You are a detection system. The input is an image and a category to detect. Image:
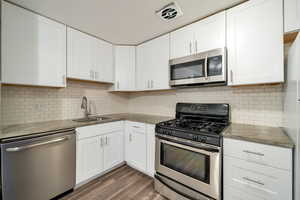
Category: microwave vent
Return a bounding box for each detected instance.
[156,2,183,21]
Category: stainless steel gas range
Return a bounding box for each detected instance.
[154,103,230,200]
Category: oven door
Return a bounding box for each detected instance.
[155,137,220,199]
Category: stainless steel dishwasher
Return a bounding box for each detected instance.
[1,129,76,200]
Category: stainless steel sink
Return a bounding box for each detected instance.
[72,116,111,122]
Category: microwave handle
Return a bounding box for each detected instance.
[204,55,208,78]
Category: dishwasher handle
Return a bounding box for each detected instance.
[6,136,70,152]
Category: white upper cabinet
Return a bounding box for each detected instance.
[136,34,170,91]
[284,0,300,33]
[67,28,93,81]
[227,0,284,86]
[170,11,226,59]
[67,27,114,83]
[170,24,194,59]
[93,38,114,83]
[2,2,67,87]
[114,46,136,91]
[193,11,226,53]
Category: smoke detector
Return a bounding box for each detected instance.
[156,2,183,21]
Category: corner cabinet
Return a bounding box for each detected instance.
[114,46,136,91]
[136,34,170,91]
[2,2,67,87]
[76,121,124,185]
[124,121,156,177]
[67,27,114,83]
[227,0,284,86]
[170,11,226,59]
[125,121,147,172]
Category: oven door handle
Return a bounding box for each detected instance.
[157,136,220,153]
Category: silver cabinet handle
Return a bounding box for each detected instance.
[195,40,198,53]
[243,150,264,156]
[106,136,108,145]
[133,126,140,128]
[62,75,66,85]
[94,71,99,80]
[100,137,103,147]
[230,70,233,83]
[90,70,94,80]
[6,136,69,152]
[189,41,192,54]
[242,177,264,186]
[129,133,132,142]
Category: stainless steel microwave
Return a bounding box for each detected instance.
[169,48,226,87]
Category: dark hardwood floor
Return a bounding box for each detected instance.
[59,165,167,200]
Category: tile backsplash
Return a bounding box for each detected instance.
[1,80,129,125]
[2,81,284,127]
[128,85,284,127]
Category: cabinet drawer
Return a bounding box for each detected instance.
[224,186,272,200]
[126,121,146,133]
[224,156,292,200]
[224,138,292,170]
[76,121,123,140]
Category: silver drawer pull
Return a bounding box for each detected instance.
[132,126,141,128]
[243,177,264,186]
[6,137,69,152]
[243,150,264,156]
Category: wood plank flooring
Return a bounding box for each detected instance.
[59,165,167,200]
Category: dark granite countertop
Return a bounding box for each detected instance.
[0,113,173,141]
[223,123,294,149]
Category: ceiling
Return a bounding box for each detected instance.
[7,0,245,45]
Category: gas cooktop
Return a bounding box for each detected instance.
[155,103,230,146]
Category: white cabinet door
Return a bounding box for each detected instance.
[114,46,136,91]
[136,34,170,91]
[125,122,147,172]
[146,124,155,177]
[193,11,226,53]
[2,2,67,87]
[76,136,103,184]
[103,131,124,171]
[94,39,114,83]
[67,27,94,81]
[68,27,113,83]
[136,44,151,90]
[284,0,300,32]
[150,34,170,90]
[170,24,194,59]
[227,0,284,86]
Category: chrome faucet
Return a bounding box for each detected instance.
[81,96,91,118]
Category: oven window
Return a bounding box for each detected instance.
[207,55,222,76]
[170,59,205,81]
[160,143,210,183]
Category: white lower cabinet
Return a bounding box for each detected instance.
[76,120,156,185]
[125,121,156,176]
[125,121,147,172]
[224,138,293,200]
[76,136,103,184]
[76,121,124,185]
[146,124,156,177]
[103,131,124,171]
